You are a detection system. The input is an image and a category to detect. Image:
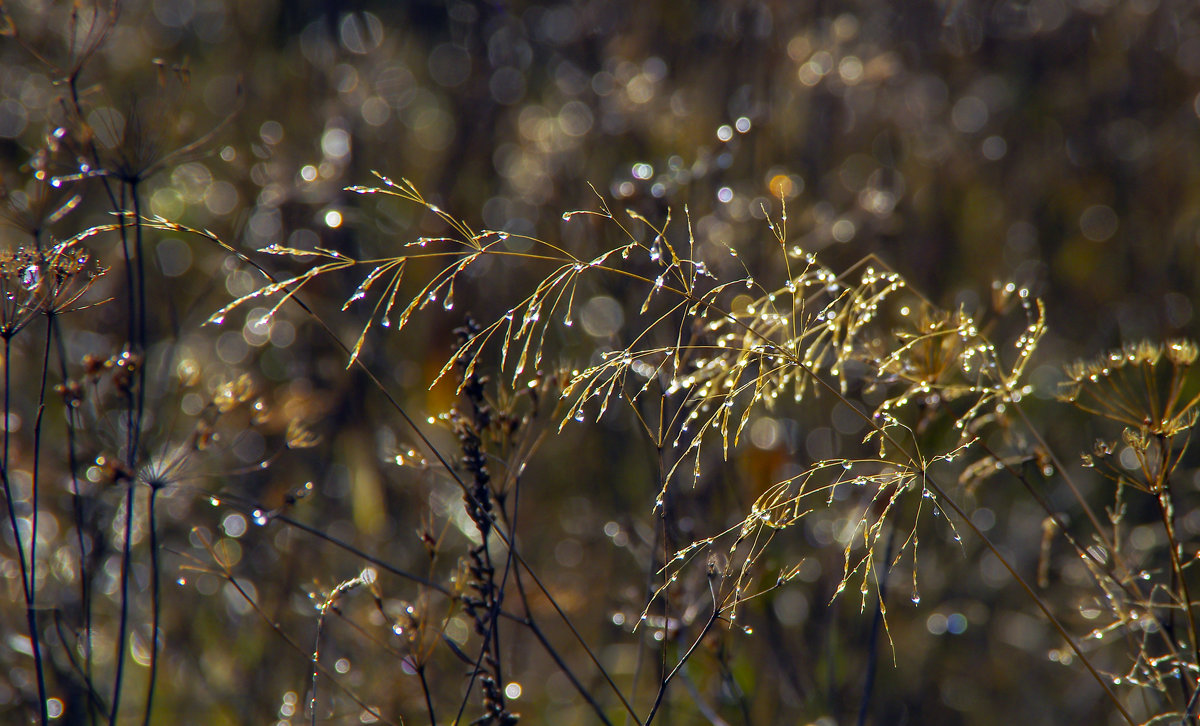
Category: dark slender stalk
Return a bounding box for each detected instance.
[109,181,137,726]
[50,314,94,726]
[29,306,56,708]
[1,332,49,724]
[508,569,615,726]
[416,664,437,726]
[140,484,161,726]
[924,474,1136,725]
[271,513,446,593]
[643,608,721,725]
[51,611,109,714]
[107,482,135,726]
[1154,477,1197,723]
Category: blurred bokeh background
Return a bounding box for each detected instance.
[2,1,1200,724]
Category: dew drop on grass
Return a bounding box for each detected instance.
[574,410,585,422]
[911,591,921,605]
[251,509,269,526]
[20,265,40,290]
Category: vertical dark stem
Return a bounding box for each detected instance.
[130,185,148,457]
[108,481,134,726]
[127,184,158,726]
[109,180,141,726]
[28,313,56,723]
[1,331,49,724]
[140,484,161,726]
[416,664,437,726]
[51,315,95,725]
[1155,472,1197,723]
[30,308,55,658]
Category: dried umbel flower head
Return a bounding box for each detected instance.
[0,243,102,336]
[1058,339,1200,438]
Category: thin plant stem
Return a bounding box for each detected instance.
[28,310,54,719]
[51,313,94,725]
[416,664,437,726]
[108,180,136,726]
[1,331,49,725]
[643,607,721,725]
[141,484,162,726]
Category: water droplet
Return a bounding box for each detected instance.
[19,265,40,290]
[563,316,573,327]
[574,410,585,422]
[251,509,269,526]
[911,592,921,605]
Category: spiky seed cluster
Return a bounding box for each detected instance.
[1059,339,1200,437]
[0,243,102,336]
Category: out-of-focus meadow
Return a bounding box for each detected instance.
[2,1,1200,724]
